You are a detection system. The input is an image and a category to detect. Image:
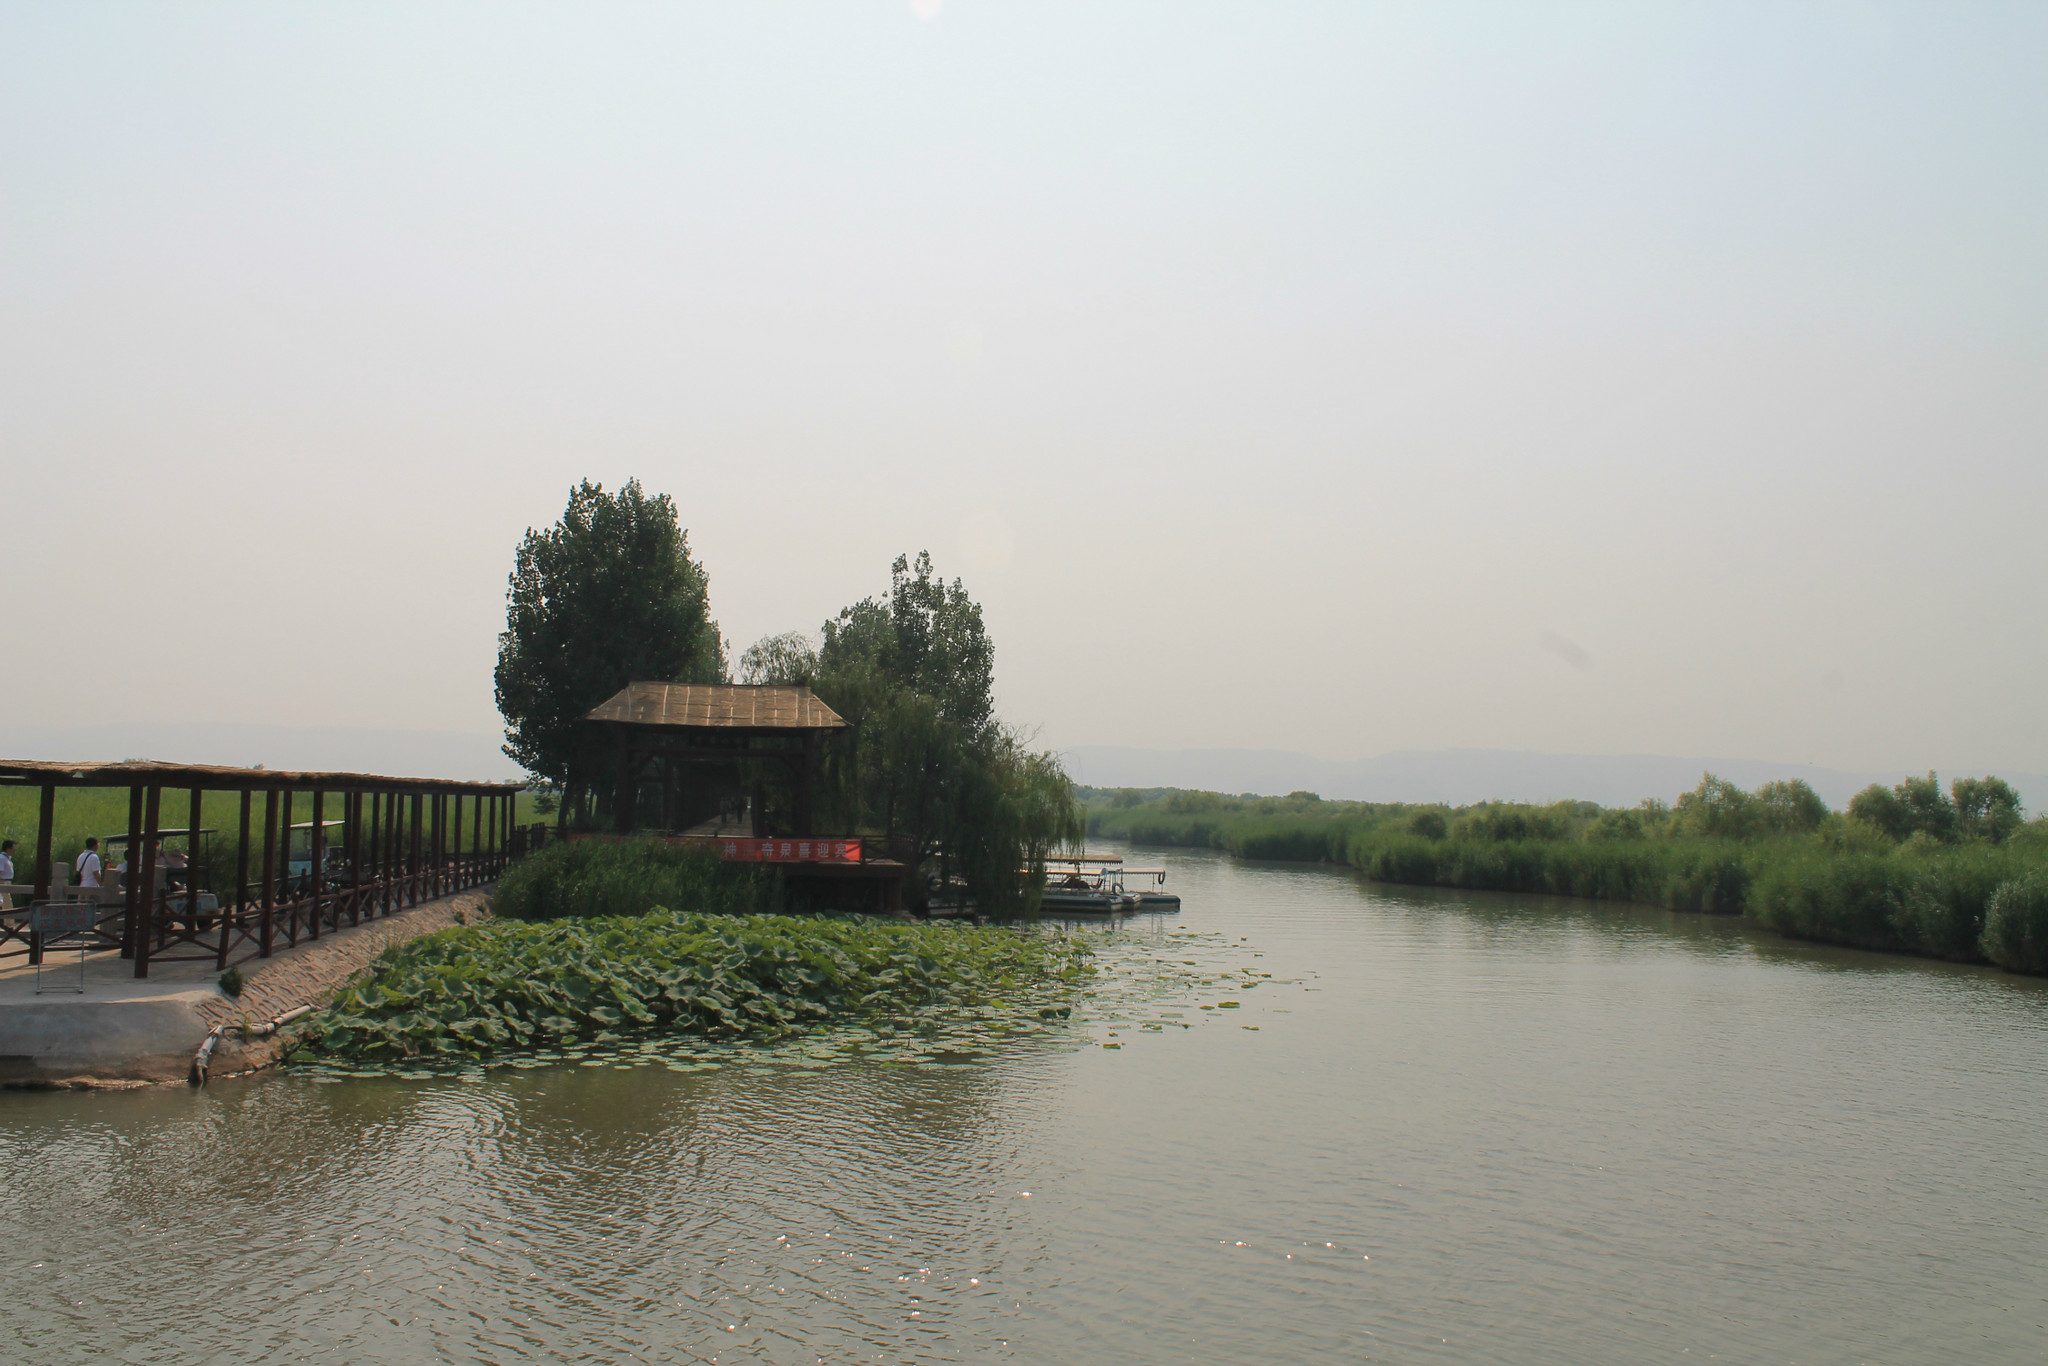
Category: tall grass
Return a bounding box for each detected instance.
[1085,782,2048,972]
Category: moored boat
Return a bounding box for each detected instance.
[1032,855,1180,913]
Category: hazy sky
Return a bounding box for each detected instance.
[5,2,2044,775]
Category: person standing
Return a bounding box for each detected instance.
[74,837,102,889]
[0,838,14,910]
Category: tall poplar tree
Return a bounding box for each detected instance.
[495,479,725,796]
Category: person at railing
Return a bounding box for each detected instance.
[0,838,14,909]
[166,843,197,895]
[74,837,103,890]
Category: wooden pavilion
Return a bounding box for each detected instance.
[582,682,907,910]
[583,682,847,837]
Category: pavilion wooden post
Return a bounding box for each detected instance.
[451,793,463,887]
[470,794,481,884]
[28,783,54,965]
[120,785,142,958]
[219,789,250,969]
[133,785,161,978]
[259,789,278,958]
[796,734,819,838]
[614,734,638,834]
[308,790,324,940]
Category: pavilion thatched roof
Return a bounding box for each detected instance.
[583,682,846,732]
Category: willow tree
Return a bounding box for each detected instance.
[741,552,1081,912]
[495,479,725,811]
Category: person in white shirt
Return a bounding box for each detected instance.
[74,837,102,889]
[0,838,14,910]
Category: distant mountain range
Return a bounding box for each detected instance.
[0,723,521,782]
[1061,745,2048,815]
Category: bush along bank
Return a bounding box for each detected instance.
[297,909,1094,1067]
[1082,774,2048,972]
[492,836,776,922]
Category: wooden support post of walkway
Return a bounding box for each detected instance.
[134,785,161,979]
[308,789,324,941]
[121,785,142,959]
[410,792,423,907]
[220,789,250,969]
[260,788,277,958]
[29,783,54,966]
[188,786,203,945]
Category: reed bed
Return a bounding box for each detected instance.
[1084,781,2048,972]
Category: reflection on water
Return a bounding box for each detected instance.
[6,846,2047,1364]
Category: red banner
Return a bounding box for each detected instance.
[683,836,862,864]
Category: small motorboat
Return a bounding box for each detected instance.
[1032,855,1180,913]
[1037,855,1135,912]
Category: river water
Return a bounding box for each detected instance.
[5,846,2046,1364]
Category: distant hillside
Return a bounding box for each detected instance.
[0,723,520,782]
[1061,745,2048,814]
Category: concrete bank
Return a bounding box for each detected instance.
[0,886,494,1087]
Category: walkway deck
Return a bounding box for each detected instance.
[0,884,492,1085]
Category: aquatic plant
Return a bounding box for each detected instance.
[301,910,1093,1063]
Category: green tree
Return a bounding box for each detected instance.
[737,631,819,686]
[1753,779,1830,834]
[1952,775,2024,843]
[1672,774,1760,839]
[1850,772,1960,843]
[797,551,1079,911]
[495,479,725,797]
[1848,782,1911,841]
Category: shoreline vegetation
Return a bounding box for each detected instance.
[297,838,1093,1068]
[1083,773,2048,975]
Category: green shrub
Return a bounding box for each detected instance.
[1982,876,2048,974]
[1750,853,1910,952]
[494,837,774,922]
[1659,850,1753,914]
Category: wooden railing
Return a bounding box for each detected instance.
[0,770,533,979]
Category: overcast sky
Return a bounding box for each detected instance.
[4,2,2044,776]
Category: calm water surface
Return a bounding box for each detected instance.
[5,847,2046,1364]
